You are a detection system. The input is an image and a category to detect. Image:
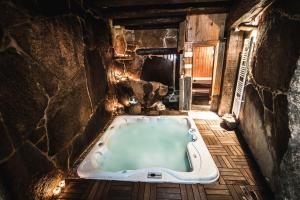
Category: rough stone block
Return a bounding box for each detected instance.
[47,70,92,156]
[239,84,274,188]
[0,142,55,200]
[253,11,300,91]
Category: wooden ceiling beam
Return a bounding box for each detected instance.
[99,7,229,19]
[122,23,179,30]
[87,0,231,8]
[86,0,231,19]
[113,16,185,29]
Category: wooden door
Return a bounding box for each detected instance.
[192,46,215,78]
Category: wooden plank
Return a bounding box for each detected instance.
[217,156,228,168]
[150,184,156,200]
[157,183,179,188]
[226,185,239,200]
[91,0,232,7]
[187,14,227,42]
[193,46,215,78]
[86,181,102,199]
[138,182,146,200]
[239,168,256,186]
[203,184,228,190]
[197,185,207,200]
[186,184,195,200]
[104,7,230,19]
[206,194,233,200]
[109,185,132,198]
[144,183,151,200]
[157,192,182,199]
[183,76,192,110]
[218,175,226,185]
[205,189,230,195]
[212,155,221,167]
[132,182,139,200]
[102,181,112,200]
[157,187,181,194]
[222,176,246,181]
[180,184,188,200]
[192,184,201,200]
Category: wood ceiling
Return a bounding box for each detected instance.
[86,0,232,29]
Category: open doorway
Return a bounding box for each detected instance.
[192,45,215,106]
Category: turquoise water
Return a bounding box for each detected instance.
[97,118,192,172]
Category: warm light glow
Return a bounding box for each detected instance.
[59,180,65,188]
[111,68,140,84]
[250,29,258,41]
[184,51,193,57]
[52,186,61,196]
[184,64,193,69]
[188,111,220,120]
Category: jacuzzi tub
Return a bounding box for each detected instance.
[77,115,219,184]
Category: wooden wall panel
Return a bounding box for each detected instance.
[186,14,227,42]
[192,46,215,78]
[218,31,244,115]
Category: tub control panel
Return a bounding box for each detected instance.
[147,172,162,179]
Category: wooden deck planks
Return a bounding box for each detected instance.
[56,115,273,200]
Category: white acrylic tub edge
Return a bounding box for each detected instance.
[77,115,219,184]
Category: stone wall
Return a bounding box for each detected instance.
[238,1,300,195]
[112,27,177,80]
[0,0,112,199]
[279,54,300,200]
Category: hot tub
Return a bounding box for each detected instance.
[77,115,219,184]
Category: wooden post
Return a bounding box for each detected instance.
[179,76,192,111]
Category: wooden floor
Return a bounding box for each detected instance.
[56,114,273,200]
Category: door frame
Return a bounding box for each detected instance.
[192,41,218,101]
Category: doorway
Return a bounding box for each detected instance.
[192,45,215,106]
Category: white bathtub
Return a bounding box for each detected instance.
[77,115,219,184]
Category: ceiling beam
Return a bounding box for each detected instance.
[87,0,231,19]
[88,0,232,8]
[100,7,229,19]
[113,16,185,29]
[121,24,179,30]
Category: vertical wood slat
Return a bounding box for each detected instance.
[102,181,111,200]
[150,184,156,200]
[180,184,188,200]
[132,182,139,200]
[192,46,215,78]
[186,184,195,200]
[138,182,146,200]
[144,183,151,200]
[183,76,192,110]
